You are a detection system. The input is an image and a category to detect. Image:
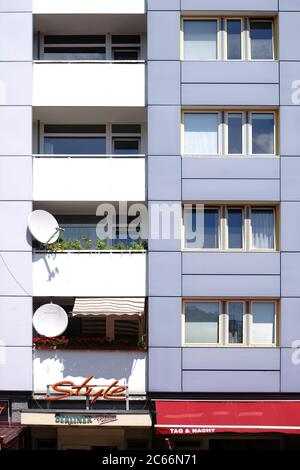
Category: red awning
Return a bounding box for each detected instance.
[155,401,300,435]
[0,426,24,449]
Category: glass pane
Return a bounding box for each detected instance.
[184,113,219,155]
[252,302,275,344]
[227,20,242,60]
[228,113,243,154]
[185,207,219,249]
[113,49,139,60]
[250,20,273,60]
[184,20,218,60]
[44,47,106,60]
[251,209,275,249]
[204,209,219,248]
[114,320,139,344]
[251,113,274,154]
[61,226,98,248]
[44,137,106,155]
[113,140,139,155]
[185,302,219,344]
[228,209,243,249]
[228,302,244,344]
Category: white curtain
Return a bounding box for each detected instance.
[252,302,275,344]
[184,20,217,60]
[251,210,274,249]
[185,302,219,343]
[184,113,218,155]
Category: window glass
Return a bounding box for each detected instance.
[114,319,139,344]
[113,139,140,155]
[184,113,219,155]
[228,208,243,249]
[184,20,218,60]
[184,207,219,249]
[227,113,243,154]
[227,20,242,60]
[252,302,275,344]
[44,137,106,155]
[251,209,275,249]
[228,302,244,344]
[44,35,106,60]
[112,48,139,60]
[251,113,274,154]
[185,302,220,344]
[250,20,273,60]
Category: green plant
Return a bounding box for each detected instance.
[96,239,107,250]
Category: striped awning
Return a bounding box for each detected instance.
[72,298,145,317]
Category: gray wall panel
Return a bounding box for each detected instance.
[0,107,32,155]
[149,252,182,296]
[183,348,280,371]
[280,0,300,10]
[148,201,181,251]
[182,84,279,107]
[281,298,300,347]
[182,179,280,201]
[0,13,32,61]
[183,371,280,393]
[281,348,300,392]
[281,203,300,251]
[281,253,300,297]
[149,348,181,392]
[0,63,32,105]
[148,61,180,105]
[148,157,181,200]
[148,11,180,60]
[0,1,32,11]
[183,275,280,297]
[0,252,32,296]
[182,252,280,275]
[148,106,181,155]
[181,0,278,11]
[280,107,300,156]
[0,347,32,391]
[182,157,280,180]
[0,297,32,346]
[182,61,279,84]
[0,202,32,251]
[148,0,180,9]
[279,12,300,61]
[0,157,32,200]
[280,62,300,106]
[281,159,300,200]
[149,297,181,347]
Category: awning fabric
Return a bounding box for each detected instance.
[0,426,24,449]
[72,298,145,317]
[155,401,300,435]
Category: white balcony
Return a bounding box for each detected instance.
[33,62,145,107]
[33,350,147,395]
[33,156,146,202]
[33,252,146,297]
[33,0,146,14]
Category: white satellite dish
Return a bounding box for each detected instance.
[33,304,68,338]
[28,210,62,245]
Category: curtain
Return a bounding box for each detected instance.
[228,302,243,344]
[252,302,275,344]
[184,113,218,155]
[185,302,219,343]
[251,210,274,249]
[184,20,217,60]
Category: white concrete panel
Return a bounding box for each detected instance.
[33,252,146,297]
[33,350,146,394]
[33,63,145,107]
[0,347,32,391]
[0,297,32,347]
[33,157,146,202]
[33,0,145,14]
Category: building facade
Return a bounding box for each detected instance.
[1,0,300,451]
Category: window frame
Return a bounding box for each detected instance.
[182,110,222,156]
[250,300,278,347]
[248,18,275,61]
[182,299,279,348]
[249,206,277,252]
[224,111,246,155]
[224,18,245,61]
[225,206,246,251]
[249,111,277,156]
[182,17,221,61]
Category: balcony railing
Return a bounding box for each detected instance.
[33,0,146,15]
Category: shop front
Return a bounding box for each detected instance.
[153,400,300,450]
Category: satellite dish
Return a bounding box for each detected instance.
[33,304,68,338]
[28,210,61,245]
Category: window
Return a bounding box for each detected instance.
[251,208,275,250]
[182,111,276,156]
[43,125,106,155]
[183,19,218,60]
[249,20,274,60]
[251,302,276,345]
[112,124,141,155]
[183,205,277,251]
[182,17,275,61]
[227,208,244,249]
[111,35,141,60]
[184,302,220,344]
[184,206,219,249]
[251,113,275,155]
[184,113,219,155]
[43,35,106,60]
[183,300,277,347]
[226,19,242,60]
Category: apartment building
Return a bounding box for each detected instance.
[1,0,300,451]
